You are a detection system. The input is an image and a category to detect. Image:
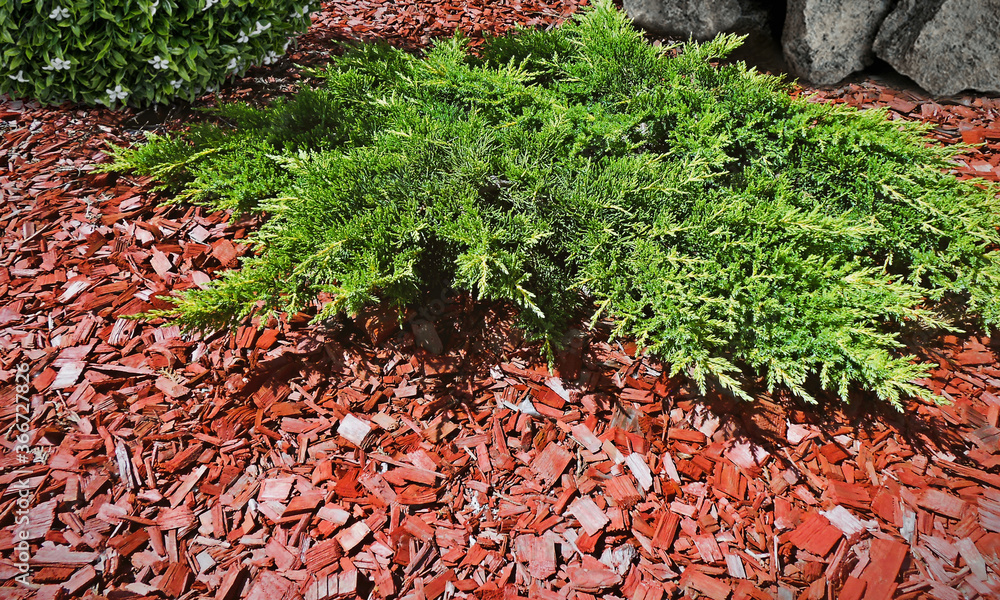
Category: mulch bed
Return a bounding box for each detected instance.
[3,1,1000,599]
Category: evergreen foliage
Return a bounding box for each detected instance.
[102,1,1000,408]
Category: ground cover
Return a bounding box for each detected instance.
[3,1,1000,599]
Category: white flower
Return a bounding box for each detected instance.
[226,57,239,72]
[291,5,310,18]
[42,57,71,71]
[262,51,279,65]
[49,6,70,21]
[205,84,218,93]
[250,20,271,36]
[283,40,292,52]
[149,0,159,16]
[106,85,128,103]
[170,79,183,89]
[202,0,218,10]
[236,30,249,43]
[8,70,28,83]
[148,55,170,70]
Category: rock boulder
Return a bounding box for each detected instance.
[622,0,760,40]
[624,0,1000,96]
[782,0,894,85]
[873,0,1000,96]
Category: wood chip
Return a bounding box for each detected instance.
[567,496,610,536]
[4,12,1000,599]
[337,414,372,446]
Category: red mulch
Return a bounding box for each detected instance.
[3,2,1000,599]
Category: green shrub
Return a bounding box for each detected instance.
[0,0,314,107]
[103,0,1000,408]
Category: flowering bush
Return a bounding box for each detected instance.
[0,0,314,107]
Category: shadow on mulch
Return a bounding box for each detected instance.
[212,285,985,475]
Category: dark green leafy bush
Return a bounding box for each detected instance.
[104,1,1000,408]
[0,0,313,107]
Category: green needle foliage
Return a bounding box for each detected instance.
[103,0,1000,409]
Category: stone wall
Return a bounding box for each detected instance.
[622,0,1000,96]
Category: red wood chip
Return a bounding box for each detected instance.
[786,513,843,557]
[567,496,610,536]
[860,538,909,600]
[515,534,558,579]
[3,2,1000,599]
[918,488,968,520]
[567,556,621,592]
[531,442,573,487]
[838,576,867,600]
[679,567,732,600]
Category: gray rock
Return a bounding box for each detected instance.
[873,0,1000,96]
[623,0,751,40]
[782,0,894,84]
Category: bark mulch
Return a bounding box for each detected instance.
[3,2,1000,599]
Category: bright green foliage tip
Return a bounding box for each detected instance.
[103,0,1000,409]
